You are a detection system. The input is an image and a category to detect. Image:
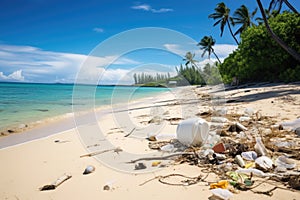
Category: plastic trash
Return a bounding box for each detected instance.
[241,151,257,161]
[212,143,226,153]
[245,162,256,169]
[235,155,245,168]
[275,155,296,169]
[215,107,227,116]
[211,117,229,123]
[147,132,176,141]
[255,156,274,171]
[236,122,248,131]
[254,137,268,156]
[160,144,175,152]
[203,131,221,149]
[239,116,251,122]
[235,168,269,177]
[281,118,300,130]
[244,107,255,116]
[210,180,228,189]
[210,188,233,200]
[198,149,214,158]
[151,161,161,167]
[214,153,227,160]
[226,171,249,181]
[176,118,210,146]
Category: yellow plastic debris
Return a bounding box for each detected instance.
[210,180,229,189]
[245,162,255,169]
[151,161,161,167]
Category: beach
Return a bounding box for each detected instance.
[0,83,300,200]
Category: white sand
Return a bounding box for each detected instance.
[0,83,300,200]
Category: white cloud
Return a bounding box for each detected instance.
[163,44,187,56]
[0,70,25,81]
[131,4,151,11]
[93,27,104,33]
[131,3,173,13]
[0,44,141,84]
[213,44,237,58]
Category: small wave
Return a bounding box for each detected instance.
[34,109,49,112]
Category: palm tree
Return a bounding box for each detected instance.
[256,0,300,62]
[268,0,298,14]
[231,5,257,36]
[255,9,279,24]
[197,36,221,63]
[183,52,197,67]
[209,2,239,45]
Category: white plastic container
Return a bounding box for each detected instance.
[176,118,210,146]
[281,118,300,130]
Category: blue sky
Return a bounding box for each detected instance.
[0,0,299,84]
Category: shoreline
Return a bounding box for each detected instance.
[0,83,299,200]
[0,86,173,135]
[0,88,177,149]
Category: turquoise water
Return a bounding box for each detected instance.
[0,82,169,131]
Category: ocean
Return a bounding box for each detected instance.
[0,82,169,131]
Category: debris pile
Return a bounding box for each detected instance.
[141,108,300,199]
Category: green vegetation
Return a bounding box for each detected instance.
[219,11,300,83]
[133,72,171,87]
[175,63,222,86]
[133,1,300,86]
[197,36,221,63]
[209,2,239,45]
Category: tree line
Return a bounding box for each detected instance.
[186,0,299,84]
[133,72,171,85]
[133,1,299,86]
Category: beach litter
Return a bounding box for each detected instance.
[39,173,72,191]
[83,165,95,175]
[210,188,233,200]
[80,147,122,158]
[210,180,229,189]
[176,117,209,146]
[135,162,147,170]
[135,111,300,197]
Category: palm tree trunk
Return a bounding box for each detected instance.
[283,0,299,14]
[212,50,221,63]
[256,0,300,62]
[227,20,240,45]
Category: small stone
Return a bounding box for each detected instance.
[83,165,95,175]
[7,129,14,133]
[135,163,146,170]
[103,185,110,191]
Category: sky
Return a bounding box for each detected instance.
[0,0,299,84]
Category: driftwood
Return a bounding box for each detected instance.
[139,173,209,186]
[124,128,136,137]
[80,147,122,158]
[127,152,195,163]
[39,173,72,191]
